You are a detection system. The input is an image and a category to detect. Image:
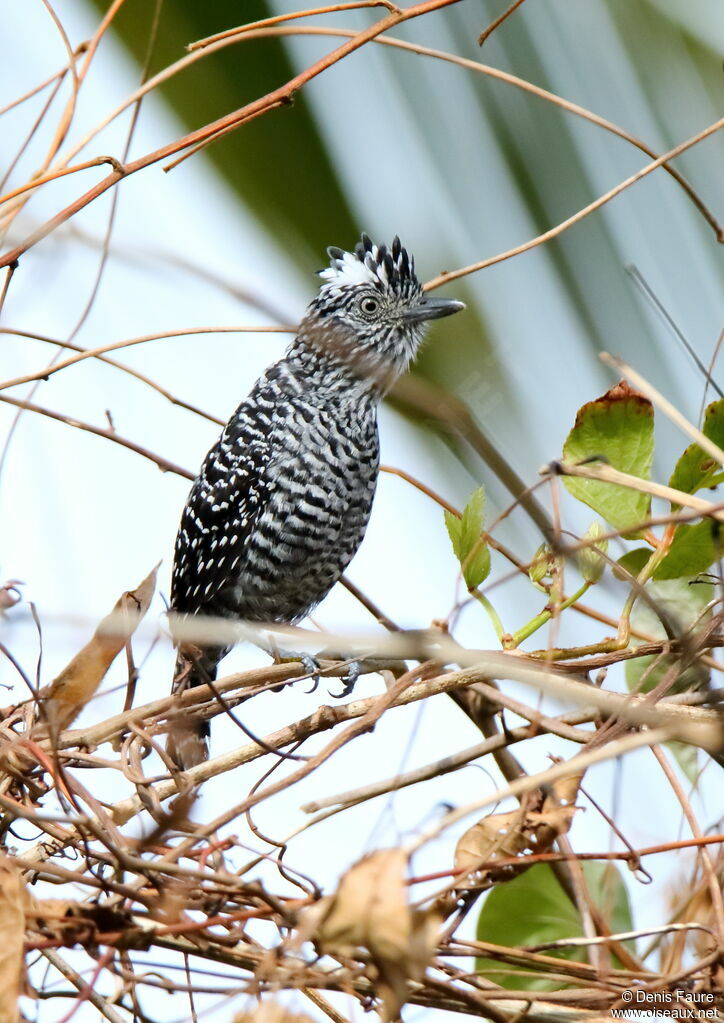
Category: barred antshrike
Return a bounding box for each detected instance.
[168,235,464,768]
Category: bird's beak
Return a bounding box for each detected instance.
[403,295,465,324]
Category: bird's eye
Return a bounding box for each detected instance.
[359,296,380,315]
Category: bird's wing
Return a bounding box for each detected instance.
[170,375,277,616]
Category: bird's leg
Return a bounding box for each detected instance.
[326,655,411,697]
[172,643,201,694]
[271,648,360,697]
[269,648,322,692]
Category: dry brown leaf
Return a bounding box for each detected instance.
[455,774,583,889]
[233,1003,316,1023]
[0,729,35,777]
[25,897,132,945]
[39,564,158,734]
[455,807,531,883]
[314,848,439,1022]
[132,789,198,853]
[0,852,26,1023]
[662,839,724,972]
[552,772,583,807]
[0,579,22,613]
[317,848,409,959]
[533,770,583,847]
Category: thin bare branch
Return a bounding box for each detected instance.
[0,392,194,478]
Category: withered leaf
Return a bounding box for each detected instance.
[25,898,132,944]
[315,848,439,1022]
[39,564,158,734]
[455,808,532,885]
[0,853,25,1023]
[233,1003,317,1023]
[455,774,582,889]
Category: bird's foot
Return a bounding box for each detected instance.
[271,652,321,692]
[299,653,322,693]
[273,652,360,697]
[297,654,361,697]
[329,660,360,699]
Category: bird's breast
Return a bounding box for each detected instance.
[222,399,379,620]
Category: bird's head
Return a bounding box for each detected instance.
[296,234,464,392]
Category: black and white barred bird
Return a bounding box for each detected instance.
[168,234,464,768]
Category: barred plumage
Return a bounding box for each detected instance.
[168,234,464,768]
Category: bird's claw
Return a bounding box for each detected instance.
[279,654,360,698]
[329,660,360,699]
[300,654,321,693]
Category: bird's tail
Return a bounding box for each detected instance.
[166,644,226,770]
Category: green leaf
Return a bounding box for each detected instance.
[464,543,491,590]
[613,547,652,580]
[460,488,486,555]
[625,651,710,695]
[667,741,700,786]
[445,488,491,589]
[625,578,713,694]
[669,399,724,499]
[444,509,462,558]
[475,862,633,991]
[84,0,357,261]
[576,521,608,583]
[653,520,723,580]
[562,382,654,534]
[528,543,553,586]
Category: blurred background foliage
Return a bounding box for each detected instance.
[1,6,722,1012]
[84,0,724,543]
[84,0,358,255]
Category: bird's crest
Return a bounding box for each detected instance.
[318,234,419,294]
